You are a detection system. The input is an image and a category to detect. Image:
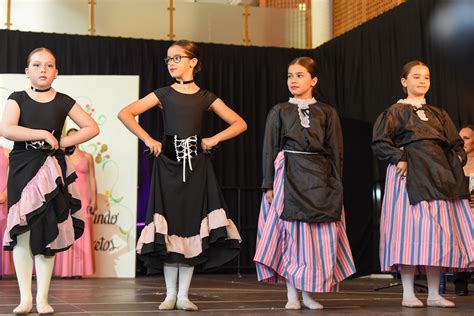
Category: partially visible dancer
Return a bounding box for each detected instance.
[0,138,14,277]
[53,128,96,278]
[452,124,474,296]
[372,60,474,308]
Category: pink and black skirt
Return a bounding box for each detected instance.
[3,148,83,256]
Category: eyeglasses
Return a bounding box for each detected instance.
[164,55,191,65]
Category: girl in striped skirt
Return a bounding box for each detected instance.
[372,60,474,308]
[254,57,356,310]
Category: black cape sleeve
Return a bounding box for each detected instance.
[60,93,76,113]
[7,91,26,104]
[325,107,343,176]
[261,106,281,190]
[441,109,467,166]
[372,108,406,164]
[203,90,218,110]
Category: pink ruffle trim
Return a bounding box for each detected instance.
[137,208,241,258]
[3,156,83,250]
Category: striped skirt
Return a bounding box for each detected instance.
[254,151,356,292]
[380,164,474,273]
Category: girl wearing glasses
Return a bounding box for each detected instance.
[118,40,246,311]
[1,47,99,315]
[372,61,474,308]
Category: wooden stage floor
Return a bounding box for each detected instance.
[0,274,472,315]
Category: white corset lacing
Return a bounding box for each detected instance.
[174,135,198,182]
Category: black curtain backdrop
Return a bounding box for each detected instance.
[1,0,472,276]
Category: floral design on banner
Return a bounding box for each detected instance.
[77,96,107,126]
[74,96,134,255]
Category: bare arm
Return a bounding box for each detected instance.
[117,92,162,156]
[60,103,99,148]
[202,98,247,150]
[0,147,10,204]
[86,153,98,212]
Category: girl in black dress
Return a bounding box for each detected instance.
[118,40,247,311]
[1,48,99,314]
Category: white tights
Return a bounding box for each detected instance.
[13,231,55,310]
[163,263,195,301]
[400,264,446,300]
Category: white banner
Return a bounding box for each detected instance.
[0,74,139,278]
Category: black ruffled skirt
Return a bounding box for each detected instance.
[137,148,241,274]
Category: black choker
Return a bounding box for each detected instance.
[31,86,52,92]
[175,79,194,85]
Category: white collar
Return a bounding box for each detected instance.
[397,98,426,109]
[289,97,315,128]
[289,97,317,106]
